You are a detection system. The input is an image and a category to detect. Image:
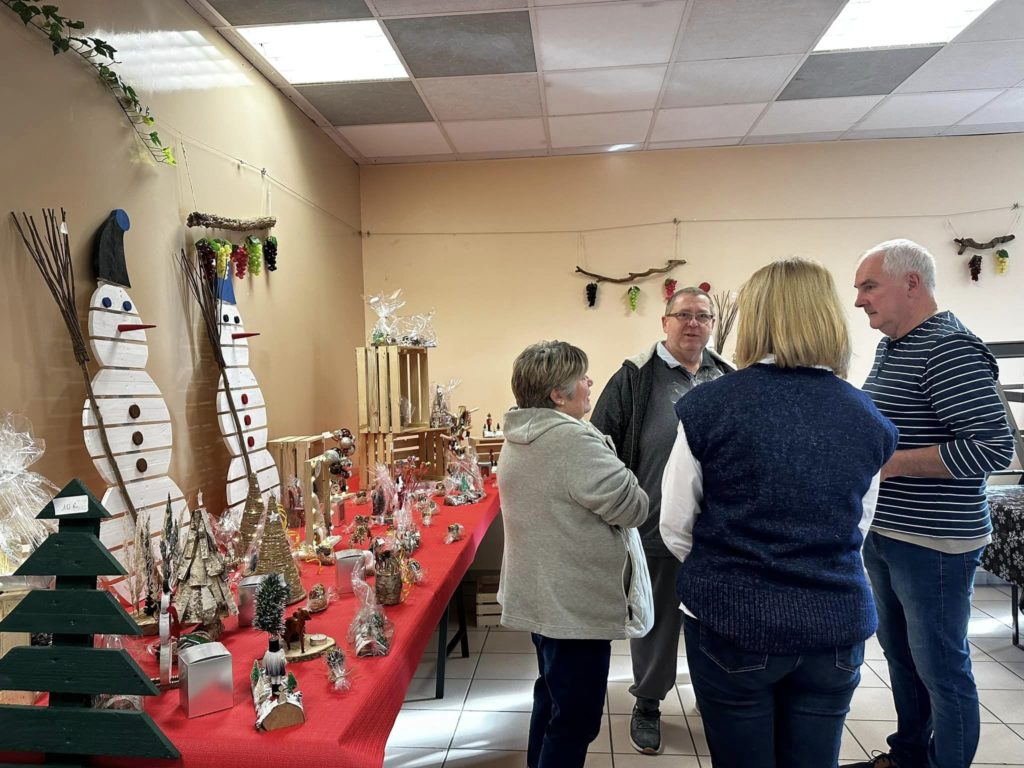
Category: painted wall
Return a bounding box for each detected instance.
[0,0,363,517]
[360,135,1024,569]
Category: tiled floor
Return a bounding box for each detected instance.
[386,583,1024,767]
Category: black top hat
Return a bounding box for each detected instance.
[93,209,131,287]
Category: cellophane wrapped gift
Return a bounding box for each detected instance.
[0,413,57,588]
[347,556,393,656]
[366,289,405,346]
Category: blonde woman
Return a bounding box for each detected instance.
[659,259,898,768]
[498,340,651,768]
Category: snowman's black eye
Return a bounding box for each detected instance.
[234,316,240,324]
[101,297,112,308]
[222,314,229,322]
[122,301,132,312]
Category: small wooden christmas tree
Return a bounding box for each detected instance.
[0,478,179,764]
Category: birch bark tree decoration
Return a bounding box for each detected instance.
[10,210,140,530]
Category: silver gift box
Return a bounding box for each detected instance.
[335,549,364,596]
[179,641,233,718]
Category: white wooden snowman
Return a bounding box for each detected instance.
[214,273,281,514]
[82,209,188,600]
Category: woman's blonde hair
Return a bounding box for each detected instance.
[734,258,851,378]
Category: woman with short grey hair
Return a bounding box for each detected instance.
[498,340,652,768]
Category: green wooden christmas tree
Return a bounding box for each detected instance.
[0,478,179,765]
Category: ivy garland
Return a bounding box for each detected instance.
[3,1,176,165]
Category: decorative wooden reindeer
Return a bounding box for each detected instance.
[282,608,311,653]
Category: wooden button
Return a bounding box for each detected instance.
[241,394,249,405]
[132,431,144,446]
[247,436,255,448]
[128,403,141,419]
[136,458,148,473]
[244,414,252,426]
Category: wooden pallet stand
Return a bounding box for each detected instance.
[0,478,179,765]
[358,428,449,485]
[356,346,431,433]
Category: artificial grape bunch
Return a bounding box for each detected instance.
[231,243,248,279]
[627,285,641,312]
[196,239,217,281]
[245,235,263,276]
[264,235,279,271]
[969,254,983,282]
[585,282,598,307]
[663,278,678,300]
[994,249,1010,275]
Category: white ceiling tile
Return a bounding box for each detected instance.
[535,1,685,70]
[945,120,1024,134]
[745,131,842,144]
[337,122,451,157]
[651,103,766,141]
[548,111,653,147]
[457,148,550,160]
[955,0,1024,42]
[750,95,882,135]
[534,0,620,4]
[856,90,1004,129]
[648,138,743,149]
[662,55,803,107]
[368,153,455,164]
[960,87,1024,124]
[544,66,666,115]
[443,117,547,153]
[678,0,845,61]
[897,41,1024,92]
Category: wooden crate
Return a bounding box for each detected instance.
[472,572,502,628]
[359,428,448,486]
[0,589,36,705]
[356,346,431,434]
[268,435,329,537]
[474,436,505,474]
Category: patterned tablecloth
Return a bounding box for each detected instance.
[982,485,1024,608]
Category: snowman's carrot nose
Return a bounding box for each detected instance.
[118,323,156,332]
[232,331,260,339]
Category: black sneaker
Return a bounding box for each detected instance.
[629,704,663,755]
[845,752,900,768]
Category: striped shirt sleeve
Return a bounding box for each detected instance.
[921,336,1014,478]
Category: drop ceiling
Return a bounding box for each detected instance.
[186,0,1024,164]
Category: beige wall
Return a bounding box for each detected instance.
[0,0,363,515]
[360,135,1023,568]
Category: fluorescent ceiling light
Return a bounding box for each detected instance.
[607,143,638,151]
[814,0,998,51]
[238,20,407,84]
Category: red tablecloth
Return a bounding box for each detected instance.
[5,483,500,768]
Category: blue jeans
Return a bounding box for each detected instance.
[683,615,863,768]
[862,531,984,768]
[528,634,610,768]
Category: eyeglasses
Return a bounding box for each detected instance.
[665,312,715,325]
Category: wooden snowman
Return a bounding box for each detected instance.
[82,209,188,601]
[214,274,281,515]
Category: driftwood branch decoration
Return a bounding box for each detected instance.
[177,249,253,479]
[186,212,277,231]
[575,259,686,284]
[11,208,139,524]
[953,234,1015,255]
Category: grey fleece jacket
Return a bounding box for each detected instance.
[497,407,649,639]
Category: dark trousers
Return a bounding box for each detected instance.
[862,532,984,768]
[683,616,863,768]
[528,634,611,768]
[630,555,683,707]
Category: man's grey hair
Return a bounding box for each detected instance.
[665,286,713,316]
[860,239,937,293]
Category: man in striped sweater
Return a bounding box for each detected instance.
[850,239,1014,768]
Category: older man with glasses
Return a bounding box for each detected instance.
[591,286,733,755]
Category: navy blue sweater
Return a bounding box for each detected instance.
[675,365,898,654]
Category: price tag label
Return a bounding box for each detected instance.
[53,495,89,516]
